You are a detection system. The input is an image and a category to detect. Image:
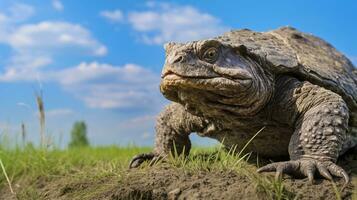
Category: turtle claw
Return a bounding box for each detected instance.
[325,162,350,184]
[257,158,349,184]
[129,153,155,168]
[129,152,163,168]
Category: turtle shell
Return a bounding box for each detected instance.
[215,27,357,128]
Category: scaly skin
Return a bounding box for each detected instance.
[130,103,207,168]
[130,76,352,183]
[257,76,350,183]
[129,28,357,184]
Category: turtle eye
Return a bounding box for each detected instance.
[202,47,219,63]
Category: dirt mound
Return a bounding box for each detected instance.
[1,150,356,200]
[1,165,355,200]
[2,165,356,200]
[108,166,353,200]
[110,167,258,200]
[58,149,357,200]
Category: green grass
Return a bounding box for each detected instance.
[0,145,149,198]
[0,145,291,199]
[0,145,148,182]
[0,145,354,200]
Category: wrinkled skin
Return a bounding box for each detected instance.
[129,33,357,184]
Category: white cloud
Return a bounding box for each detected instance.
[52,0,64,12]
[0,20,107,82]
[0,2,107,84]
[0,56,52,82]
[57,62,162,109]
[8,3,35,22]
[100,9,124,22]
[127,3,228,44]
[8,21,106,56]
[95,46,108,56]
[58,62,155,85]
[0,3,163,110]
[2,59,162,109]
[0,3,35,43]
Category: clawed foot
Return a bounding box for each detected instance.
[129,152,162,168]
[257,158,349,184]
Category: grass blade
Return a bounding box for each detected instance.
[237,126,265,158]
[0,158,15,194]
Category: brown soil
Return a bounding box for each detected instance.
[106,166,354,200]
[1,152,357,200]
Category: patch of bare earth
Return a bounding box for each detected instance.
[101,166,355,200]
[1,151,356,200]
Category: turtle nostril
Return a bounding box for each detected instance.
[173,55,184,64]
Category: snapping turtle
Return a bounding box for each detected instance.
[130,27,357,183]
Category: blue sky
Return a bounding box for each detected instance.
[0,0,356,147]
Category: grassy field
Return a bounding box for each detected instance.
[0,145,356,200]
[0,145,149,199]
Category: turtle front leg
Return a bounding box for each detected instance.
[129,103,206,168]
[258,79,350,183]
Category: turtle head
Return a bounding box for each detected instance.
[160,39,274,117]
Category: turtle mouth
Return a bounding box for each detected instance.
[161,70,219,79]
[161,70,180,79]
[160,70,253,99]
[161,70,174,78]
[161,70,252,81]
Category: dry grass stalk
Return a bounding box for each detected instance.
[0,159,15,195]
[21,122,26,145]
[35,91,46,148]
